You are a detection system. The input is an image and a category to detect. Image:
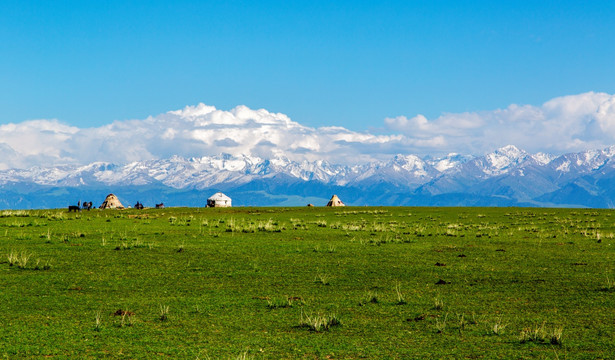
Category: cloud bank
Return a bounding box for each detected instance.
[1,92,615,169]
[385,92,615,156]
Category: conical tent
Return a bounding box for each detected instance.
[99,194,125,209]
[326,195,345,207]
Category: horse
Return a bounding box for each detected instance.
[155,203,164,209]
[68,205,80,212]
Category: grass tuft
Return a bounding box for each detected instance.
[314,273,331,285]
[435,313,448,333]
[159,304,170,321]
[298,310,341,332]
[433,297,444,311]
[7,250,18,266]
[267,297,299,309]
[519,322,563,345]
[360,291,379,305]
[394,282,407,305]
[94,310,102,331]
[491,317,507,335]
[601,274,615,292]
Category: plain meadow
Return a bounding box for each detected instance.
[0,206,614,359]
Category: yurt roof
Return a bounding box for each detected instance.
[208,192,231,201]
[329,195,342,202]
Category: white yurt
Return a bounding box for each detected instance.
[207,192,232,207]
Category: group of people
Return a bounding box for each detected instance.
[68,201,93,212]
[68,200,164,211]
[135,202,165,209]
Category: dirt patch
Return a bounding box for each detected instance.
[407,314,426,322]
[112,309,135,316]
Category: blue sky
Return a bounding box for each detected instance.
[1,0,614,131]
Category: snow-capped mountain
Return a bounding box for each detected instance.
[4,145,615,209]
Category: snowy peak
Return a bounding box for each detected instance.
[427,153,473,172]
[476,145,533,176]
[488,145,527,166]
[389,154,431,176]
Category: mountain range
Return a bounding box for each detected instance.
[2,145,615,209]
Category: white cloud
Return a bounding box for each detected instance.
[384,91,615,155]
[1,92,615,169]
[0,103,403,168]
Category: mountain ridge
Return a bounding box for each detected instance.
[2,145,615,208]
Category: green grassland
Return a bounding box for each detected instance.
[1,206,614,359]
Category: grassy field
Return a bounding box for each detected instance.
[1,206,614,359]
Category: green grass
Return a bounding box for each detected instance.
[0,206,615,358]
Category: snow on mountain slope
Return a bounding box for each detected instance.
[532,152,556,165]
[549,146,615,174]
[426,153,473,172]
